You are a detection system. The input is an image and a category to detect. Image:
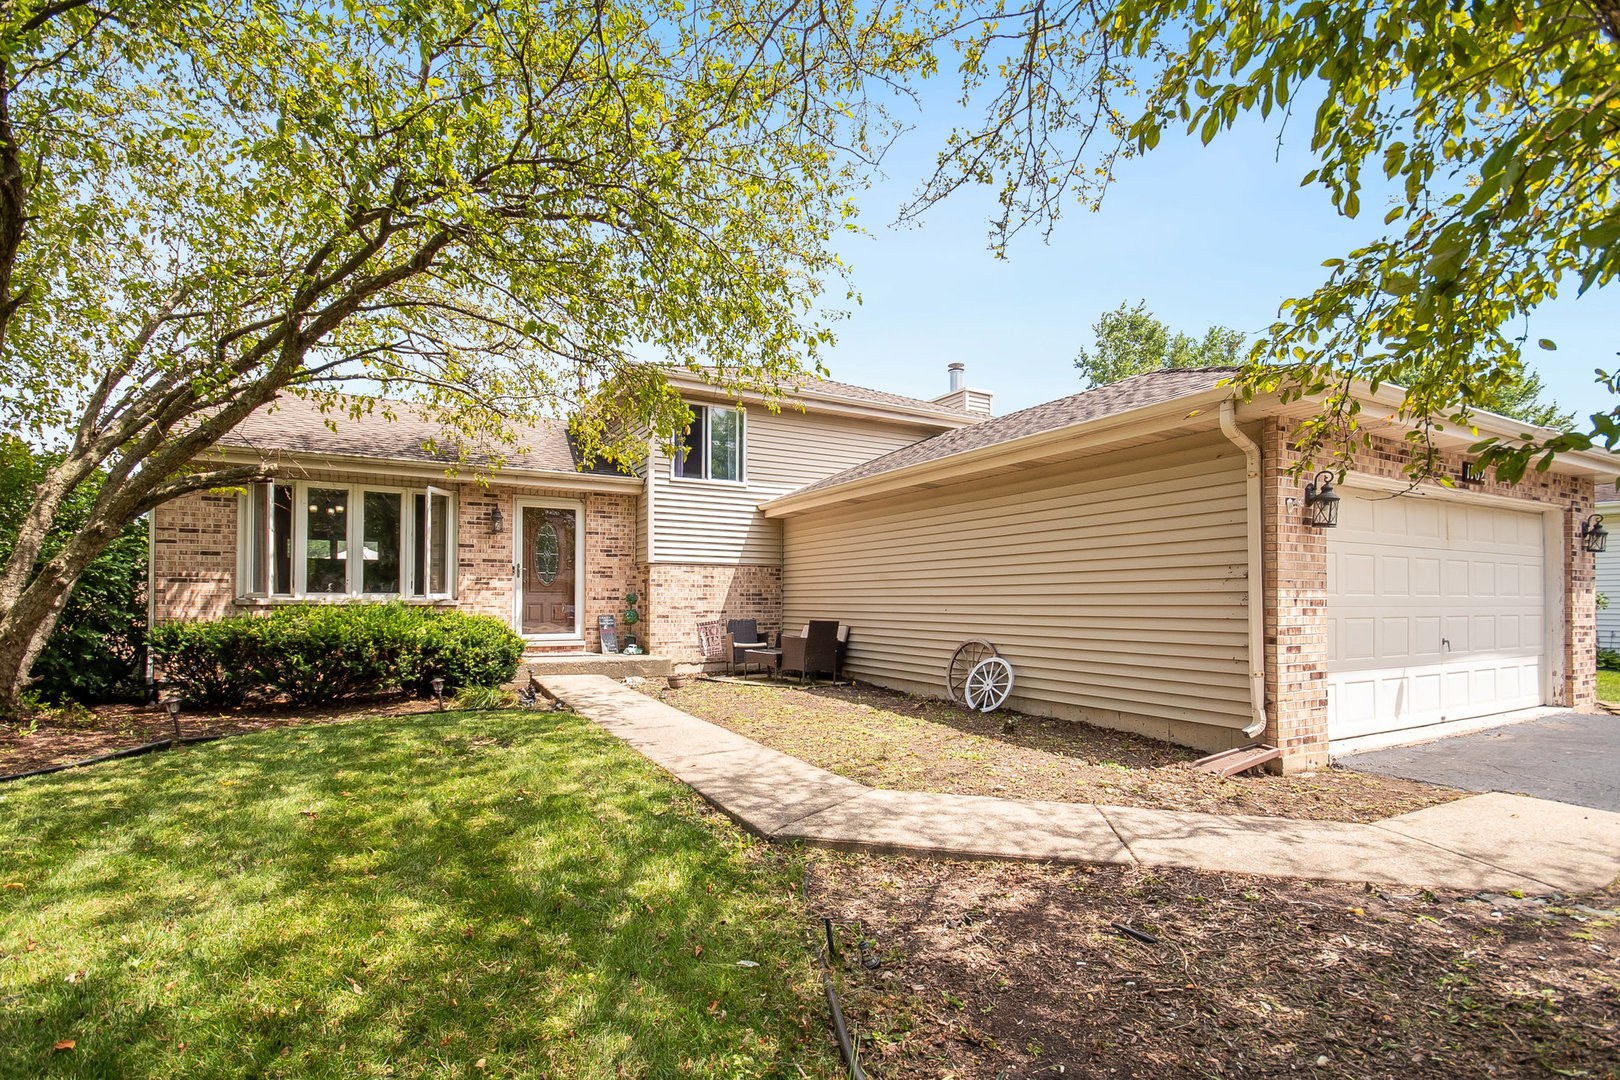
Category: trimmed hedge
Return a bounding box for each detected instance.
[149,604,523,707]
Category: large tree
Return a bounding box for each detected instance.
[914,0,1620,478]
[0,0,924,714]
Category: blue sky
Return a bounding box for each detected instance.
[816,82,1619,421]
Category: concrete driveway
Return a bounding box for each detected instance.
[1340,712,1620,813]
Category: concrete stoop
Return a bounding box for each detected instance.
[538,673,1620,894]
[523,653,674,681]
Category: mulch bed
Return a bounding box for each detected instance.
[808,852,1620,1079]
[0,696,441,777]
[658,680,1459,823]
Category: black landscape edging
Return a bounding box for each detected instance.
[0,734,227,784]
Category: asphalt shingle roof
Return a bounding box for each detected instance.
[775,375,973,416]
[785,367,1238,498]
[1597,482,1619,504]
[218,395,613,474]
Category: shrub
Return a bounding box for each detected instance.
[255,604,426,706]
[149,604,523,707]
[413,611,524,695]
[148,618,267,707]
[1599,648,1620,671]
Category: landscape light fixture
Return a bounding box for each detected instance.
[1303,472,1340,528]
[164,696,182,740]
[431,677,445,710]
[1581,514,1608,553]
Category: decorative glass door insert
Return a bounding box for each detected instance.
[521,506,576,634]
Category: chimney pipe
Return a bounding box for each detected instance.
[948,362,965,392]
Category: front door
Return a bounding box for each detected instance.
[521,505,577,635]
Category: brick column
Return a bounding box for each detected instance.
[1260,419,1331,771]
[1566,490,1599,711]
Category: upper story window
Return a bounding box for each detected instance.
[240,481,455,600]
[672,404,743,482]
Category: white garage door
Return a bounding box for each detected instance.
[1326,488,1546,743]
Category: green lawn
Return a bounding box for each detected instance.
[0,710,839,1079]
[1598,668,1620,704]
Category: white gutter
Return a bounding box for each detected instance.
[1220,399,1269,741]
[1257,385,1620,479]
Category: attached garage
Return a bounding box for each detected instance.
[1326,486,1555,747]
[762,368,1611,771]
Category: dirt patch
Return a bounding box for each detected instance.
[658,680,1458,822]
[0,696,441,777]
[807,852,1620,1079]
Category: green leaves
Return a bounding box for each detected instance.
[921,0,1616,479]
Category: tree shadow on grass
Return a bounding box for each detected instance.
[0,711,839,1079]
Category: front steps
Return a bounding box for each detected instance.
[521,652,674,680]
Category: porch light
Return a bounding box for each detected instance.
[490,505,504,533]
[1581,514,1608,553]
[1303,472,1340,528]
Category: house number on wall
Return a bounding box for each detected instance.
[534,523,559,584]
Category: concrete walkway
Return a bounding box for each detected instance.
[540,675,1620,895]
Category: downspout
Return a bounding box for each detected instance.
[1219,400,1269,740]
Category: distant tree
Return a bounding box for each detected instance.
[1074,301,1245,388]
[1383,361,1573,428]
[1075,303,1571,428]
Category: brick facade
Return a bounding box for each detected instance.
[151,474,645,653]
[644,563,783,664]
[1262,419,1597,771]
[151,492,239,621]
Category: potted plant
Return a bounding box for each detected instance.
[621,591,641,653]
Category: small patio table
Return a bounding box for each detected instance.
[743,647,783,678]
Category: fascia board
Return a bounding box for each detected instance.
[1237,386,1620,479]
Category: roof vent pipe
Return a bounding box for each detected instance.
[948,363,965,392]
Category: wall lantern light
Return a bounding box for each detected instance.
[1303,472,1340,528]
[490,505,504,534]
[1581,514,1608,553]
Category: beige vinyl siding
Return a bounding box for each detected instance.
[650,407,928,564]
[1598,501,1620,651]
[781,431,1252,736]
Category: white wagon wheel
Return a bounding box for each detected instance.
[946,639,999,704]
[964,656,1014,713]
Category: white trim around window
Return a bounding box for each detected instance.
[670,403,745,483]
[237,481,457,602]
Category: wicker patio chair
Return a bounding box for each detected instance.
[724,618,768,674]
[780,619,841,683]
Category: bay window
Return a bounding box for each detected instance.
[239,482,454,600]
[672,404,743,481]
